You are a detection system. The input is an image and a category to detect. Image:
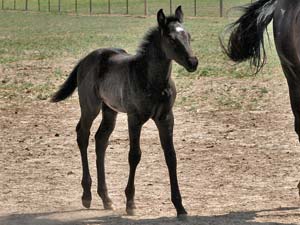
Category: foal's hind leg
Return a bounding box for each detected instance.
[77,97,101,208]
[95,103,117,210]
[125,114,144,216]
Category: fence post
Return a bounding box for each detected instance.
[75,0,77,14]
[169,0,172,14]
[1,0,3,10]
[194,0,196,16]
[144,0,147,16]
[48,0,50,11]
[58,0,61,12]
[38,0,40,11]
[14,0,16,10]
[220,0,223,17]
[89,0,92,14]
[25,0,28,10]
[108,0,111,14]
[126,0,128,14]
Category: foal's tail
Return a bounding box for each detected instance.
[220,0,277,72]
[51,62,80,102]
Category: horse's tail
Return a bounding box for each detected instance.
[220,0,277,72]
[51,62,80,102]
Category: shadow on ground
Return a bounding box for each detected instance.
[0,207,299,225]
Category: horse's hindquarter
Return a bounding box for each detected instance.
[273,0,300,71]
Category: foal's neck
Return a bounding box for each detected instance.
[138,28,172,89]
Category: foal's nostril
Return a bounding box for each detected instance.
[188,56,198,69]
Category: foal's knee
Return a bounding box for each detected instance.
[128,148,141,166]
[164,149,177,167]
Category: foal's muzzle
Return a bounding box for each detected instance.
[186,56,198,72]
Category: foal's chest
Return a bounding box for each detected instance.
[145,85,176,119]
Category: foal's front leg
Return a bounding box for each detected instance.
[125,114,144,215]
[154,111,187,217]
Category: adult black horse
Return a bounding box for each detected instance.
[221,0,300,192]
[51,6,198,218]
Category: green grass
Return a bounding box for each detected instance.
[0,11,280,75]
[0,12,282,73]
[0,12,156,63]
[1,0,253,17]
[0,11,281,106]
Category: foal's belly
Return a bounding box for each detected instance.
[98,73,127,113]
[103,100,126,113]
[99,87,127,113]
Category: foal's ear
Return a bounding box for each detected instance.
[157,9,166,28]
[175,5,184,23]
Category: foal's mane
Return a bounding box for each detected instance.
[137,15,180,55]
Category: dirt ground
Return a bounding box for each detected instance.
[1,59,300,225]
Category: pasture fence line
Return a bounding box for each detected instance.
[0,0,253,17]
[220,0,223,17]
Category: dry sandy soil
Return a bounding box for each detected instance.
[1,59,300,225]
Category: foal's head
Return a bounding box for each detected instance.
[157,6,198,72]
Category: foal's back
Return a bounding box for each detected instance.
[77,48,133,113]
[77,48,130,84]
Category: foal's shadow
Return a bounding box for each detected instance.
[0,207,299,225]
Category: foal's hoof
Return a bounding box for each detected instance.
[177,209,188,221]
[126,201,136,216]
[103,202,114,210]
[177,213,188,221]
[82,198,92,209]
[126,208,136,216]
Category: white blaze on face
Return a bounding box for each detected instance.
[175,26,184,33]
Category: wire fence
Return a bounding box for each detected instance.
[0,0,253,17]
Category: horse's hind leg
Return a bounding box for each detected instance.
[95,103,117,210]
[287,83,300,195]
[77,96,101,208]
[125,114,144,216]
[282,65,300,195]
[288,83,300,141]
[283,65,300,141]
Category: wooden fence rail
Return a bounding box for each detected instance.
[0,0,251,17]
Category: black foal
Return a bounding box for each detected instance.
[51,6,198,217]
